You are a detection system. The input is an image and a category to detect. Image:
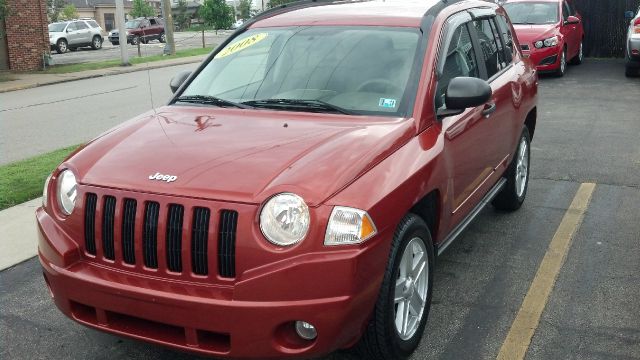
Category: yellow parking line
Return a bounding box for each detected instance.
[497,183,596,360]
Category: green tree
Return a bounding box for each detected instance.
[267,0,297,9]
[174,0,191,31]
[61,4,78,20]
[238,0,252,19]
[130,0,155,18]
[199,0,233,33]
[47,0,66,22]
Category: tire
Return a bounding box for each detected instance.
[131,35,140,46]
[56,39,67,54]
[555,47,567,77]
[625,62,639,78]
[91,36,102,50]
[570,40,583,65]
[159,32,166,43]
[357,214,434,360]
[492,127,531,211]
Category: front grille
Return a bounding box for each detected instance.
[218,210,238,278]
[84,193,238,279]
[84,193,98,255]
[143,201,160,268]
[122,199,137,264]
[102,196,116,260]
[166,204,184,273]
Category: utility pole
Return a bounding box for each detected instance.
[115,0,129,66]
[162,0,176,55]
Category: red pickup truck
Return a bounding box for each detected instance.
[108,17,166,45]
[38,1,538,359]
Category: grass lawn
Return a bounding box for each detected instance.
[42,47,212,74]
[0,145,79,210]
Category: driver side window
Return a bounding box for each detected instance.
[436,23,480,109]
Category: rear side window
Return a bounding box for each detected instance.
[76,21,89,30]
[472,19,504,79]
[495,14,515,63]
[436,24,480,108]
[87,20,100,28]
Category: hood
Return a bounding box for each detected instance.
[512,24,558,44]
[67,106,415,206]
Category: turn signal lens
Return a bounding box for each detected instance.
[324,206,377,246]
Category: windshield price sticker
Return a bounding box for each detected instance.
[379,98,397,109]
[215,33,268,59]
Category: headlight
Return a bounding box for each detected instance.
[260,193,310,246]
[56,170,78,215]
[324,206,377,246]
[42,174,52,208]
[535,36,558,49]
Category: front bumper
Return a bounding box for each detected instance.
[521,45,563,72]
[37,206,389,358]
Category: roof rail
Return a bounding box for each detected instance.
[241,0,371,29]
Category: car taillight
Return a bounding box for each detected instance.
[635,18,640,33]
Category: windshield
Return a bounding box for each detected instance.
[125,20,140,29]
[48,23,67,32]
[180,26,421,116]
[503,2,559,24]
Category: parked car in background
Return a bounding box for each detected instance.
[503,0,584,76]
[231,19,245,29]
[38,1,538,359]
[109,17,166,46]
[48,19,104,54]
[624,7,640,77]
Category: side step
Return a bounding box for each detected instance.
[437,178,507,256]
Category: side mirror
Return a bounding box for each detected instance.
[66,28,72,33]
[437,77,492,118]
[625,11,635,20]
[170,71,192,93]
[564,15,580,25]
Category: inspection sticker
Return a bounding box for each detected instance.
[215,33,268,59]
[378,98,397,109]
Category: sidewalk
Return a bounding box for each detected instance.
[0,55,206,93]
[0,198,41,271]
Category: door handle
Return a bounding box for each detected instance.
[482,102,497,117]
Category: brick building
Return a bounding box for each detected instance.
[0,0,49,71]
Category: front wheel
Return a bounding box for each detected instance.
[358,214,434,360]
[56,39,68,54]
[492,127,531,211]
[159,32,166,43]
[131,35,140,46]
[91,36,102,50]
[555,47,567,77]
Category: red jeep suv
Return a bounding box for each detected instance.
[503,0,584,76]
[38,1,538,359]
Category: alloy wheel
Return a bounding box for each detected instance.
[515,136,529,198]
[394,237,429,341]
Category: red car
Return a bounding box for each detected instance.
[503,0,584,76]
[37,1,538,359]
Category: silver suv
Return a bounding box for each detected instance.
[49,19,104,54]
[625,7,640,77]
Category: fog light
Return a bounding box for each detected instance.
[294,321,317,340]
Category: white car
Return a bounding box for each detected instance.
[49,19,104,54]
[231,19,245,30]
[625,6,640,77]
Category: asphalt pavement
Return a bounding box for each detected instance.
[1,59,639,359]
[50,31,231,65]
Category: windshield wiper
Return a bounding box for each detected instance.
[241,99,353,115]
[175,95,252,109]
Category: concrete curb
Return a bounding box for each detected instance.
[0,55,206,94]
[0,198,42,271]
